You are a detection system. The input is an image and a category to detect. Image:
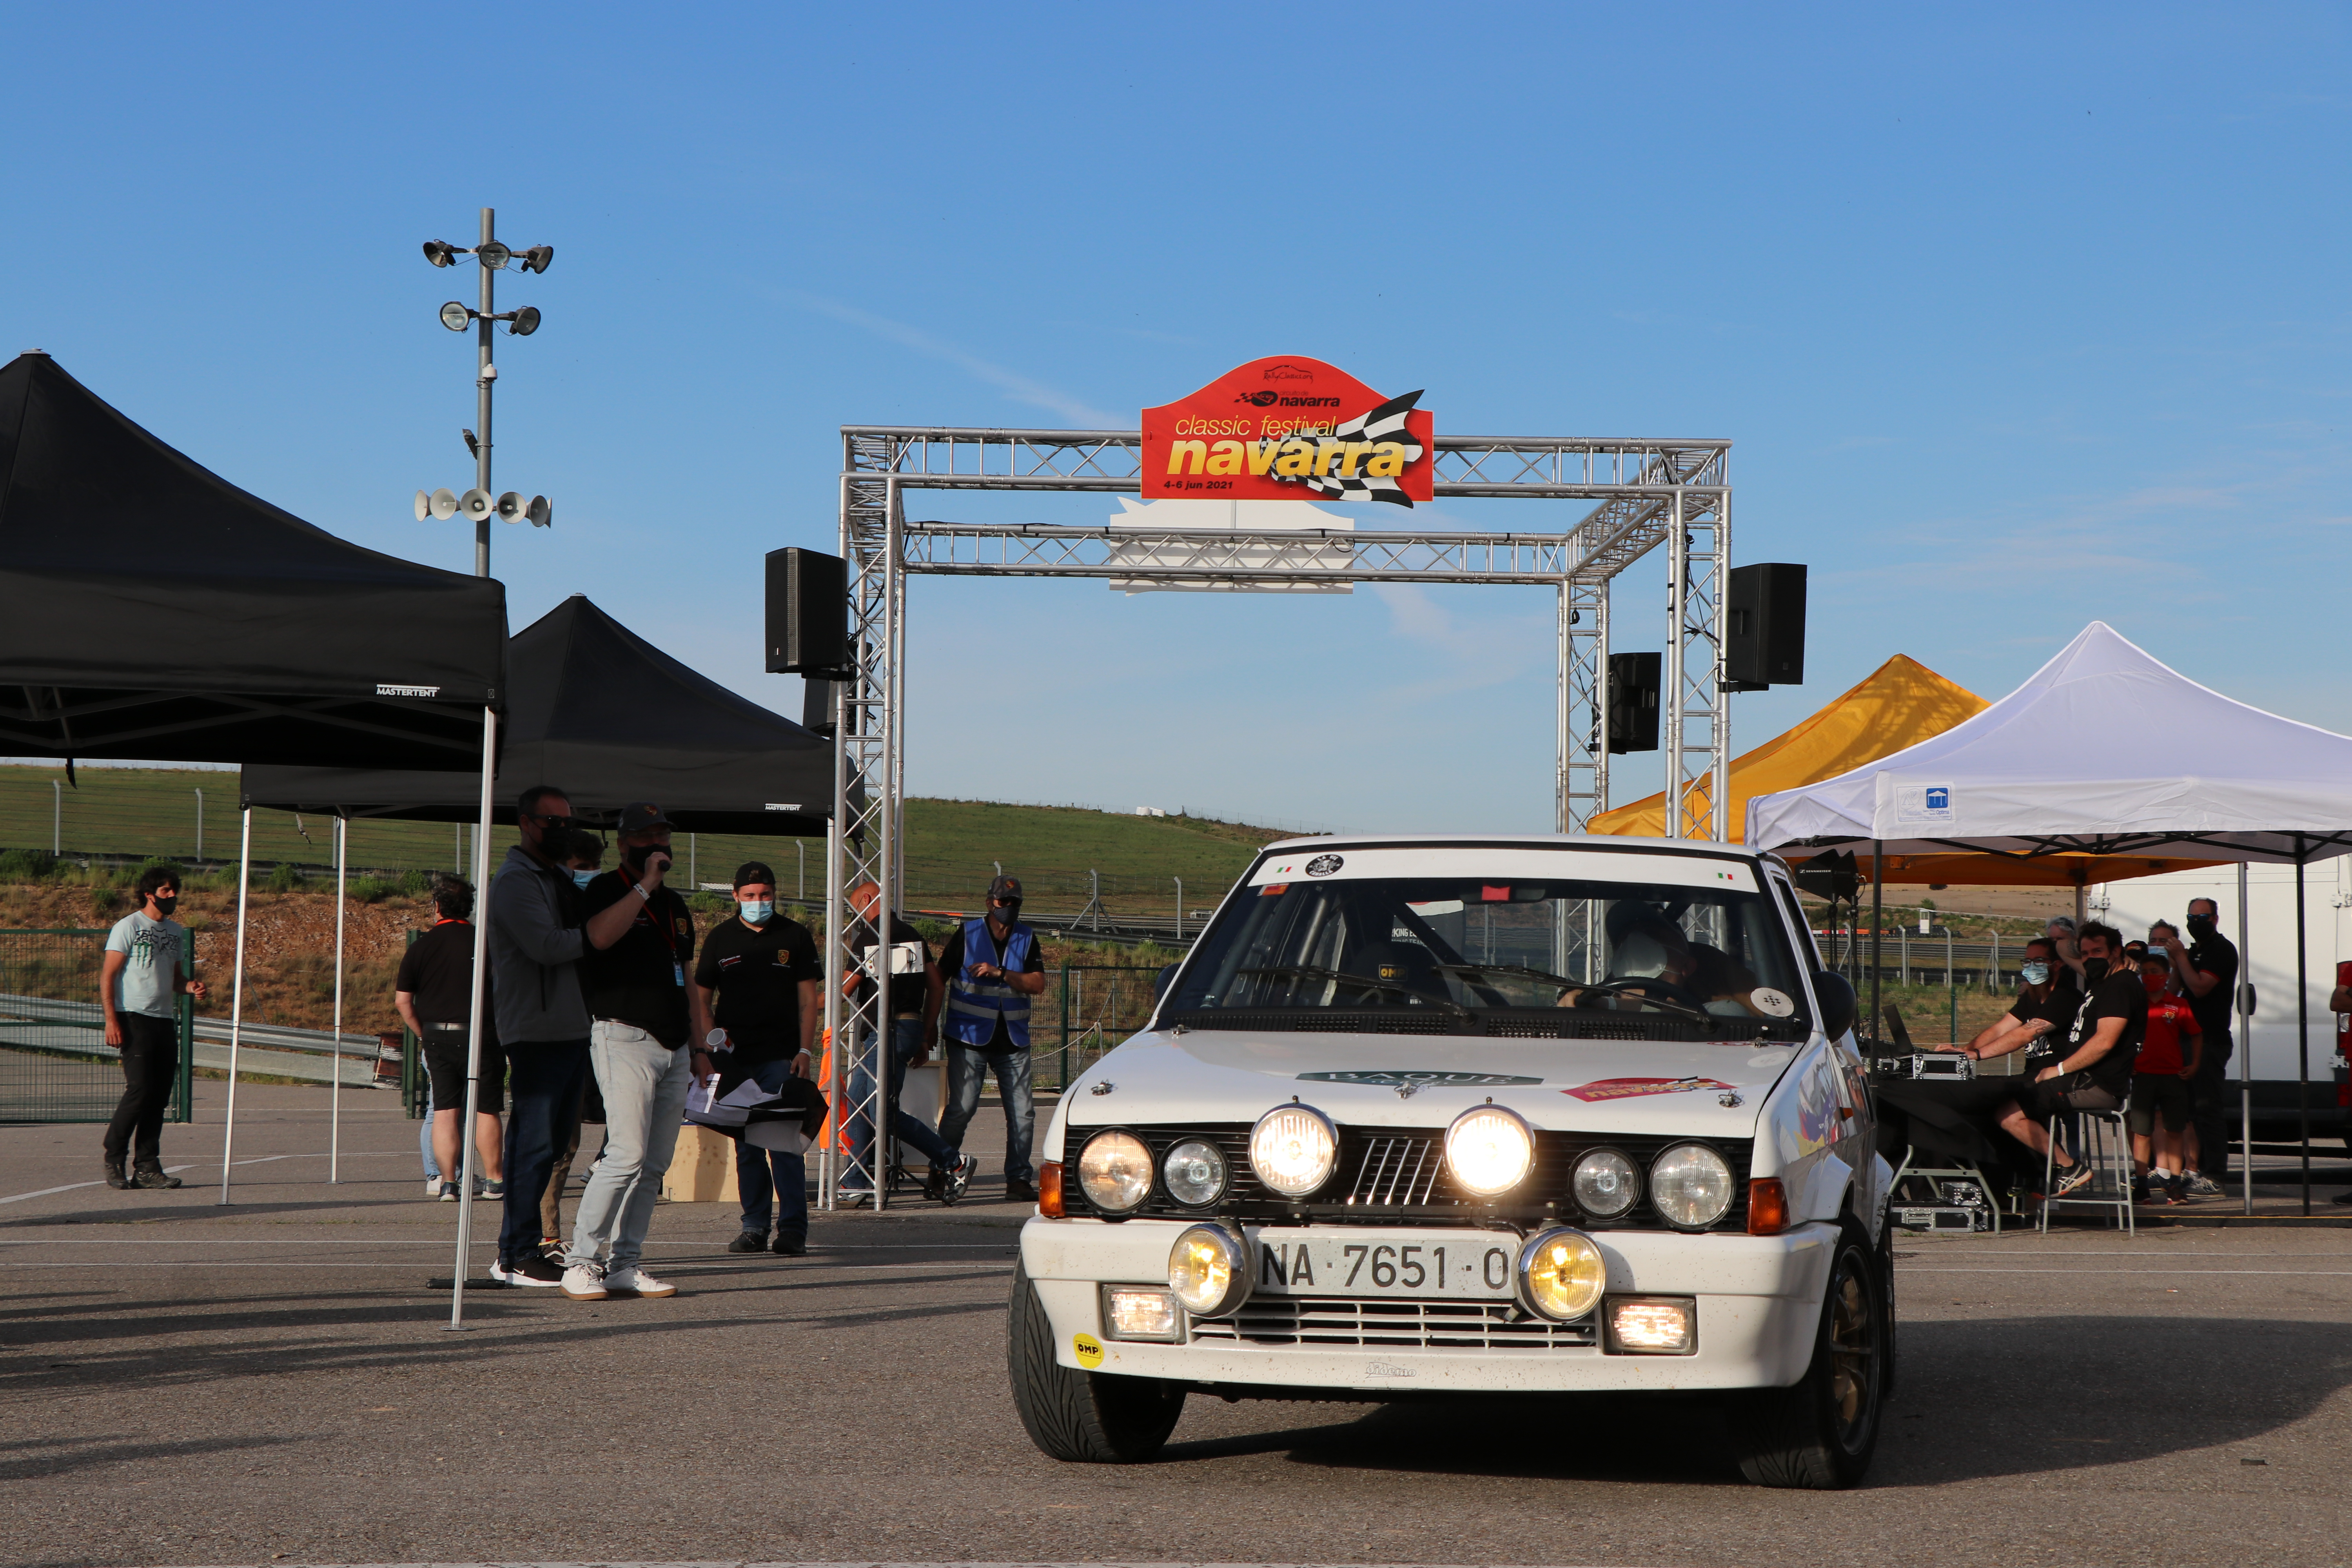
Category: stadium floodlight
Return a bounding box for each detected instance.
[505,306,541,336]
[519,245,554,274]
[439,300,471,332]
[422,239,461,267]
[474,240,512,270]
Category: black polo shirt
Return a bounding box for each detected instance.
[695,912,820,1064]
[582,872,696,1047]
[2009,978,2083,1059]
[2183,932,2240,1045]
[395,919,490,1030]
[2064,964,2147,1098]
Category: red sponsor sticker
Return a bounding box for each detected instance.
[1563,1076,1736,1103]
[1480,884,1510,902]
[1259,883,1290,897]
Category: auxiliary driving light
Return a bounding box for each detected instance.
[1515,1226,1607,1322]
[1076,1130,1152,1214]
[1248,1103,1337,1200]
[1161,1138,1229,1206]
[1167,1223,1251,1317]
[1649,1143,1736,1231]
[1572,1147,1642,1220]
[1606,1296,1695,1354]
[1100,1285,1183,1342]
[1444,1103,1534,1197]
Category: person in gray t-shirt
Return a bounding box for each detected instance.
[99,867,206,1189]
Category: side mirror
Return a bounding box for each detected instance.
[1810,970,1856,1041]
[1154,963,1180,1002]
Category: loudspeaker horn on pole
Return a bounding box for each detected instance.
[413,490,432,522]
[494,491,526,524]
[458,488,494,523]
[525,495,552,528]
[428,488,460,521]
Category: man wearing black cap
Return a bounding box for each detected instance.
[694,861,822,1252]
[935,874,1047,1204]
[563,800,707,1301]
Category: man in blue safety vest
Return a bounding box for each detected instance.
[933,875,1047,1204]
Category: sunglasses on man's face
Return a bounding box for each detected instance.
[524,813,577,831]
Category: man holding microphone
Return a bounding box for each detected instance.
[695,861,823,1254]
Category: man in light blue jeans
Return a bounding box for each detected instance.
[567,1019,694,1283]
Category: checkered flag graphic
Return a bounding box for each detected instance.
[1303,389,1426,506]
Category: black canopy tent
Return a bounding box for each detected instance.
[0,352,508,1232]
[240,593,831,837]
[0,352,505,767]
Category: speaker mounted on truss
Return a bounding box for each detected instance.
[766,547,851,677]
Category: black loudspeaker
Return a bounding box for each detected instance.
[1606,652,1660,754]
[766,548,849,675]
[800,677,837,741]
[1726,562,1807,690]
[1792,848,1860,902]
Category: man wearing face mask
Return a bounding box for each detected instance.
[487,785,592,1287]
[934,875,1048,1205]
[1955,936,2082,1065]
[1990,922,2146,1198]
[563,801,709,1300]
[98,867,205,1191]
[2158,899,2239,1198]
[694,861,823,1253]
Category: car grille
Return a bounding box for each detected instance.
[1060,1123,1750,1230]
[1190,1296,1599,1350]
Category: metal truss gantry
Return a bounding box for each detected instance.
[818,426,1730,1208]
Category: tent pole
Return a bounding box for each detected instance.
[330,815,345,1183]
[2296,840,2310,1217]
[448,706,497,1330]
[1870,842,1883,1044]
[218,808,253,1205]
[2238,862,2253,1216]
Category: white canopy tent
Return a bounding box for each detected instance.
[1748,622,2352,1214]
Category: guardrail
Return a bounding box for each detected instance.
[0,992,388,1087]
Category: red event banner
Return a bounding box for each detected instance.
[1140,356,1434,507]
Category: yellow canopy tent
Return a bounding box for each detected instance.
[1590,653,2218,886]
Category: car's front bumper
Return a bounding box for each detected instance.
[1019,1216,1835,1394]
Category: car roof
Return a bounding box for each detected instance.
[1257,831,1768,866]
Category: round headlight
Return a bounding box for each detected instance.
[1517,1226,1607,1321]
[1167,1223,1252,1316]
[1248,1103,1338,1200]
[1077,1130,1153,1214]
[1444,1104,1535,1197]
[1162,1138,1229,1206]
[1572,1148,1642,1220]
[1650,1142,1736,1230]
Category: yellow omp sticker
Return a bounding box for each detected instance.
[1072,1333,1105,1369]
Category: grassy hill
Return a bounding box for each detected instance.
[0,763,1293,920]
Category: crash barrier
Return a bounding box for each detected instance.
[1046,964,1165,1091]
[1816,929,2041,991]
[0,928,193,1124]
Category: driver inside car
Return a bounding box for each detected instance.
[1558,905,1704,1011]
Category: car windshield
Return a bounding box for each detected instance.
[1165,859,1812,1041]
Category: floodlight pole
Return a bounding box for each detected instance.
[474,209,496,577]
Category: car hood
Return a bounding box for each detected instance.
[1052,1027,1805,1149]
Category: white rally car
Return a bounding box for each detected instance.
[1009,834,1893,1488]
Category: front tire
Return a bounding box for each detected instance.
[1724,1227,1889,1488]
[1007,1260,1185,1463]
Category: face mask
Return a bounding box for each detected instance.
[2084,957,2111,982]
[740,900,773,924]
[2186,915,2216,937]
[2019,961,2050,986]
[2143,972,2168,996]
[990,900,1021,924]
[571,869,596,888]
[628,842,671,869]
[151,895,178,918]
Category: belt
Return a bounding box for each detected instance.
[424,1022,468,1032]
[892,1011,922,1020]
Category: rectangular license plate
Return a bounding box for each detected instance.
[1248,1226,1519,1300]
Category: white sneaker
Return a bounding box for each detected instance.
[602,1263,677,1299]
[425,1177,445,1197]
[561,1263,608,1300]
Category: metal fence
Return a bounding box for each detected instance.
[1040,964,1167,1091]
[0,929,192,1124]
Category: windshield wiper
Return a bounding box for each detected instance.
[1559,979,1718,1025]
[1433,960,1580,989]
[1238,965,1472,1018]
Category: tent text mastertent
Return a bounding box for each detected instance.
[1749,622,2352,1213]
[0,351,508,1230]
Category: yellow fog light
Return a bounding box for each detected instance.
[1444,1103,1535,1197]
[1167,1223,1252,1317]
[1515,1225,1607,1321]
[1606,1296,1696,1354]
[1100,1284,1183,1342]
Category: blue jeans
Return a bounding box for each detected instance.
[842,1016,956,1190]
[499,1038,589,1266]
[420,1082,438,1178]
[937,1043,1034,1186]
[736,1055,810,1240]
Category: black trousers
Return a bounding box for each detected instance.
[103,1012,179,1163]
[2190,1033,2233,1175]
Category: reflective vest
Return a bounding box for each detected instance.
[945,917,1034,1049]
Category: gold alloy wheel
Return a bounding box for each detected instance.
[1826,1254,1879,1446]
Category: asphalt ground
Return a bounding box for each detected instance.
[2,1084,2349,1568]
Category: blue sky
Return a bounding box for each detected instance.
[4,3,2346,833]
